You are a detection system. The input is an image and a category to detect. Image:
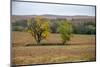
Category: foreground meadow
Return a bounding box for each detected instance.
[12,32,96,65]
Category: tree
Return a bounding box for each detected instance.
[50,21,58,33]
[57,19,73,44]
[85,25,96,34]
[27,16,50,44]
[84,22,96,34]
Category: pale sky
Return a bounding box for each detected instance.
[12,1,95,16]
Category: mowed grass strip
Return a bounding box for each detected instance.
[12,32,95,46]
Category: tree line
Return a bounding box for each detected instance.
[12,17,96,35]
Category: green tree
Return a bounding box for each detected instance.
[84,22,96,34]
[57,19,73,44]
[12,26,24,31]
[27,16,50,44]
[85,25,96,34]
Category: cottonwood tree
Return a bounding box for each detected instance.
[57,19,73,44]
[27,16,50,44]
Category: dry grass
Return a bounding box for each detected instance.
[12,32,96,65]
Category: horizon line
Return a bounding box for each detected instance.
[12,14,95,16]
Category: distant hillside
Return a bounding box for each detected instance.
[11,15,95,23]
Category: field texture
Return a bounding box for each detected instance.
[12,32,96,65]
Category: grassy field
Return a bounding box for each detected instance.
[12,32,96,65]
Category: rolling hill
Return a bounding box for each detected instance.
[11,14,95,23]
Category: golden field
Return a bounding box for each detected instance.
[12,32,96,65]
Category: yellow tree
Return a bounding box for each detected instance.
[27,16,50,44]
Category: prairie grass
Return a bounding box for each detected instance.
[12,32,96,65]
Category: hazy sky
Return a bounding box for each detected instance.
[12,1,95,16]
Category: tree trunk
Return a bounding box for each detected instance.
[36,35,41,45]
[62,40,66,45]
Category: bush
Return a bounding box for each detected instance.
[12,26,24,31]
